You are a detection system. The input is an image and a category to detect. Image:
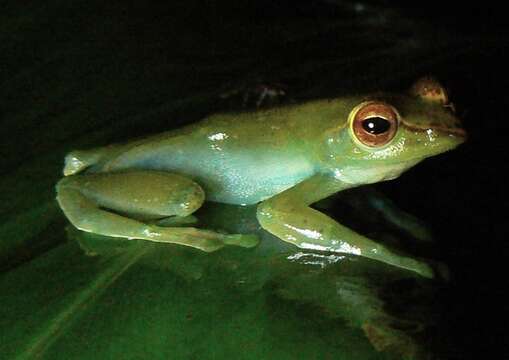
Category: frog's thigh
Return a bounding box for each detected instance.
[68,171,205,218]
[56,171,230,252]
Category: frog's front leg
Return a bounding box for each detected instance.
[256,174,434,278]
[56,171,257,252]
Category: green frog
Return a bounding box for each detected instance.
[56,77,466,278]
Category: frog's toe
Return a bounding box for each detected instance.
[199,238,226,252]
[410,259,451,280]
[428,260,450,282]
[398,256,435,279]
[412,261,435,279]
[223,234,259,248]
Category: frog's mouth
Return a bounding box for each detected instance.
[401,117,467,137]
[401,121,467,156]
[427,129,467,156]
[402,115,467,135]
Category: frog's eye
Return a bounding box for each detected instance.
[350,101,399,147]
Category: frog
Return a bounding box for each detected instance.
[56,77,466,278]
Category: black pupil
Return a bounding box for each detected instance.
[362,117,391,135]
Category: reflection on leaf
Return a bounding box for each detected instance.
[4,202,434,359]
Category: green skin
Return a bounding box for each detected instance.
[56,82,466,278]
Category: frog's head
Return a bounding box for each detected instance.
[327,77,467,184]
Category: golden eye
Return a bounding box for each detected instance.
[350,101,399,147]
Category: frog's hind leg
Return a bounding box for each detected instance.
[56,171,258,252]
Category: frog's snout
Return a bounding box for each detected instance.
[430,113,468,146]
[433,125,467,154]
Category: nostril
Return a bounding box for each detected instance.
[449,127,468,141]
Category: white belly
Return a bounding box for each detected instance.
[126,147,315,205]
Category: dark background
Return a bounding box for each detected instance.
[1,0,507,358]
[374,2,508,357]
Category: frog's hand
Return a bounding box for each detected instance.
[63,150,101,175]
[56,171,258,251]
[256,174,434,278]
